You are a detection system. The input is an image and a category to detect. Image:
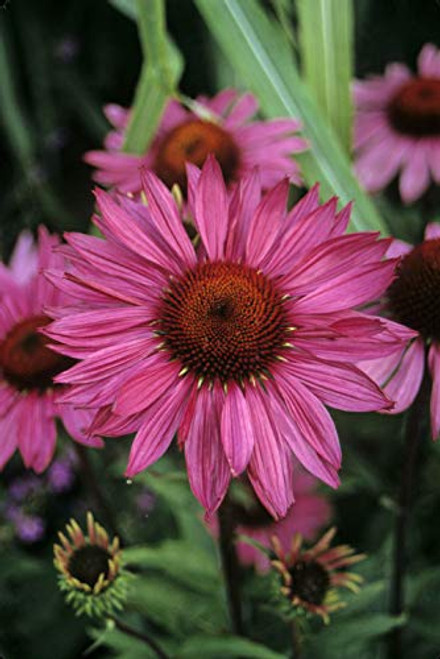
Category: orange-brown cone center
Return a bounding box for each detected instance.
[159,261,288,384]
[153,119,241,191]
[0,315,73,392]
[388,77,440,136]
[387,239,440,338]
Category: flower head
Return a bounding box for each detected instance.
[271,527,365,622]
[0,229,102,473]
[48,157,412,517]
[359,223,440,437]
[54,512,128,618]
[85,89,307,195]
[354,44,440,204]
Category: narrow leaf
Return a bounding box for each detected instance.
[195,0,387,234]
[298,0,353,153]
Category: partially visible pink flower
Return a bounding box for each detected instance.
[85,89,307,195]
[47,158,413,518]
[354,43,440,204]
[231,469,331,572]
[359,223,440,437]
[0,229,102,473]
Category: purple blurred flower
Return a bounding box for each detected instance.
[15,515,45,543]
[47,459,75,493]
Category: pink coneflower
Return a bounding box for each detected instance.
[47,157,414,518]
[354,43,440,204]
[271,527,365,623]
[84,89,307,195]
[359,223,440,437]
[0,229,102,473]
[221,469,331,573]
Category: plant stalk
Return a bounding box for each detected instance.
[217,495,244,635]
[112,617,169,659]
[388,365,430,658]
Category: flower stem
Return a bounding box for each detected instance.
[290,618,302,659]
[388,368,430,658]
[111,617,169,659]
[74,444,123,543]
[217,494,244,635]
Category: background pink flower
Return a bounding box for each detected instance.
[48,158,413,517]
[354,43,440,204]
[359,223,440,437]
[0,229,102,473]
[85,89,307,195]
[232,469,331,573]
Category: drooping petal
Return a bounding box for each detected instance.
[221,384,255,476]
[194,155,229,261]
[125,376,192,476]
[246,386,294,519]
[429,342,440,439]
[183,384,231,515]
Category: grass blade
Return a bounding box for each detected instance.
[195,0,387,234]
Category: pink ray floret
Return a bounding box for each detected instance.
[0,228,103,473]
[47,157,414,517]
[359,222,440,438]
[354,43,440,204]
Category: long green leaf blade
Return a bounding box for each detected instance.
[195,0,387,234]
[297,0,353,153]
[121,0,183,154]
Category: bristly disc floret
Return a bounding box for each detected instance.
[271,527,365,623]
[154,119,241,191]
[387,238,440,340]
[0,315,73,392]
[388,78,440,136]
[54,512,129,618]
[159,261,290,384]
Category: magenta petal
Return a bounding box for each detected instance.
[274,374,341,467]
[246,387,294,519]
[292,260,397,314]
[183,384,231,515]
[245,178,288,268]
[361,338,424,415]
[114,354,180,416]
[194,155,229,261]
[0,406,18,469]
[429,342,440,439]
[284,353,391,412]
[125,376,191,476]
[94,188,181,273]
[271,388,340,488]
[141,170,196,268]
[221,384,255,476]
[425,223,440,241]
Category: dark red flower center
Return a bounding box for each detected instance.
[159,261,289,384]
[0,315,73,392]
[68,545,111,588]
[153,119,241,191]
[289,559,330,606]
[387,239,440,339]
[388,77,440,136]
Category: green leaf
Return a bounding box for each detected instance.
[123,539,219,593]
[297,0,353,153]
[178,635,286,659]
[122,0,183,154]
[127,576,226,636]
[195,0,387,234]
